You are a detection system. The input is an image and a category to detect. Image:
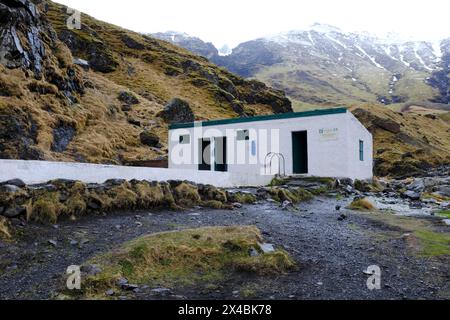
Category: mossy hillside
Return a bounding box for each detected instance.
[350,105,450,177]
[70,226,296,299]
[1,0,291,166]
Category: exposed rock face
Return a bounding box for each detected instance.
[51,122,76,152]
[158,98,195,124]
[0,108,42,160]
[0,0,48,77]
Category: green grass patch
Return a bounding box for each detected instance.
[415,230,450,257]
[437,210,450,219]
[361,213,450,257]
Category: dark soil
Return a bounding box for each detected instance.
[0,196,448,300]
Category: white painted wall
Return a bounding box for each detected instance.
[0,160,271,188]
[169,110,374,180]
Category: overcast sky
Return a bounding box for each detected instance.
[54,0,449,49]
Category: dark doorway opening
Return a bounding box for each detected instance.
[214,137,228,172]
[199,138,211,171]
[292,131,308,174]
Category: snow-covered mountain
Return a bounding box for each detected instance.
[153,25,450,109]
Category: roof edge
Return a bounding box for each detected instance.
[169,107,348,130]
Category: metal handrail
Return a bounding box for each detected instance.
[264,152,286,176]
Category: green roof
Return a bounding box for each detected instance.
[169,107,348,130]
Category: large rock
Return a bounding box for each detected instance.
[372,117,401,134]
[139,131,160,147]
[158,98,195,124]
[118,91,139,106]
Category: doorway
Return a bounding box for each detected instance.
[214,137,228,172]
[199,138,211,171]
[292,131,308,174]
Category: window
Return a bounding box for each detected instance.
[179,134,190,144]
[251,141,257,156]
[237,130,250,141]
[359,140,364,161]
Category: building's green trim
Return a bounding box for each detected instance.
[169,107,347,130]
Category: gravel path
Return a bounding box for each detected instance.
[0,196,448,300]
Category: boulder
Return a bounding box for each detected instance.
[2,205,27,218]
[372,117,401,134]
[435,185,450,198]
[407,179,425,193]
[402,190,421,201]
[0,179,26,188]
[118,91,139,106]
[139,131,160,147]
[121,35,145,50]
[158,98,195,124]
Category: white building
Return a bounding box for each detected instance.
[168,108,373,185]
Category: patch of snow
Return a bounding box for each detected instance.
[325,33,347,49]
[355,44,386,70]
[414,44,433,71]
[431,41,443,60]
[308,31,315,46]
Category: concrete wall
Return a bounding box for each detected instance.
[169,111,374,180]
[0,160,272,188]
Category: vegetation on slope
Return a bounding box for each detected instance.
[0,0,291,165]
[351,105,450,177]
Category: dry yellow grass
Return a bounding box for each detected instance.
[0,217,11,240]
[347,198,376,211]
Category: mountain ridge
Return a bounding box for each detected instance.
[153,24,450,110]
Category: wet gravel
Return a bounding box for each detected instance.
[0,196,449,300]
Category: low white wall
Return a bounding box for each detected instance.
[0,160,271,188]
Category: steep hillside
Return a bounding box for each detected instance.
[350,105,450,177]
[0,0,291,165]
[154,24,450,112]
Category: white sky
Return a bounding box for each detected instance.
[54,0,449,49]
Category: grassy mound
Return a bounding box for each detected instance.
[347,198,376,211]
[71,226,295,299]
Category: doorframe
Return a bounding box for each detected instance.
[292,131,308,174]
[214,136,228,172]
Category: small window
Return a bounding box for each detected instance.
[251,141,257,156]
[179,134,190,144]
[237,130,250,141]
[359,140,364,161]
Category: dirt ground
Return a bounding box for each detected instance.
[0,196,449,300]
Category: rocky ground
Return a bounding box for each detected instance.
[0,171,449,300]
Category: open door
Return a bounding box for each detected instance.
[214,137,228,172]
[292,131,308,174]
[199,138,211,171]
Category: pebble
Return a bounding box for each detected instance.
[151,288,172,296]
[48,240,57,247]
[105,289,115,296]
